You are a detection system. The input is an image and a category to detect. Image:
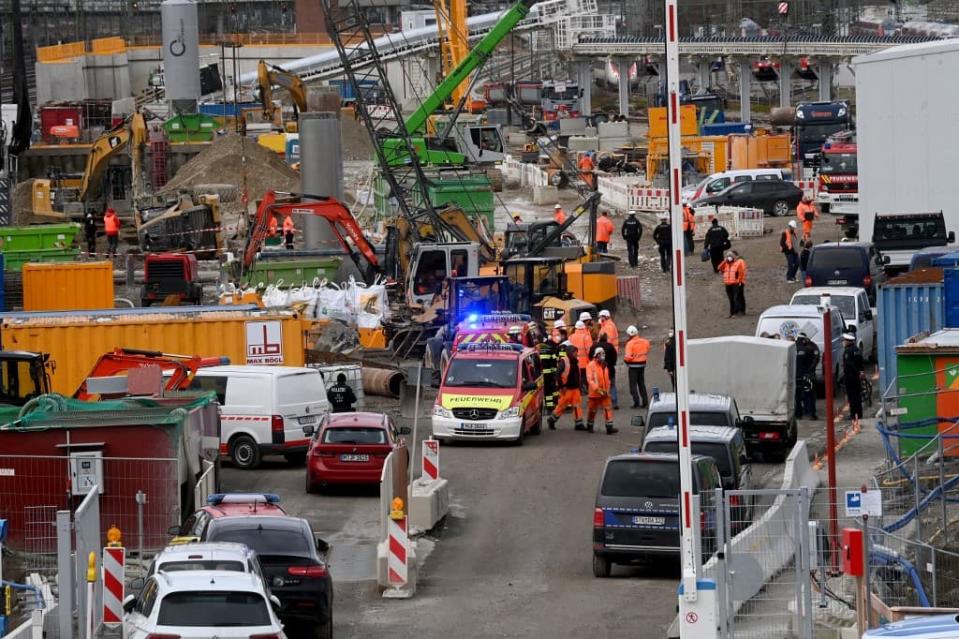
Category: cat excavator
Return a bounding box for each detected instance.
[257,60,308,131]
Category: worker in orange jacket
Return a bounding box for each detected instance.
[595,210,614,254]
[623,325,651,408]
[268,214,279,237]
[554,203,566,225]
[682,203,696,255]
[569,320,593,392]
[597,309,619,407]
[578,151,595,190]
[586,347,618,434]
[283,214,295,250]
[548,341,585,431]
[796,194,819,241]
[719,250,747,317]
[103,207,120,257]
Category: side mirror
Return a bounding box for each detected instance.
[315,537,330,554]
[167,525,181,536]
[302,424,315,437]
[738,415,755,426]
[949,231,956,243]
[269,594,282,609]
[122,594,137,613]
[740,453,749,465]
[864,309,873,320]
[630,415,646,428]
[398,426,412,435]
[522,381,537,392]
[882,255,891,265]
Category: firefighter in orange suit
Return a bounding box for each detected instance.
[548,341,585,431]
[586,347,618,435]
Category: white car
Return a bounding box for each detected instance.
[146,542,264,578]
[789,286,875,360]
[754,304,847,384]
[125,570,285,639]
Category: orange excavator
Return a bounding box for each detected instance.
[243,190,382,283]
[73,348,229,400]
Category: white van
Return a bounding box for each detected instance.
[789,286,875,361]
[189,366,331,470]
[682,168,791,203]
[754,304,846,384]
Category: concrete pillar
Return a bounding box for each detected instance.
[578,61,593,116]
[818,61,833,102]
[696,59,710,92]
[299,112,343,249]
[737,57,751,123]
[779,60,794,108]
[617,59,630,117]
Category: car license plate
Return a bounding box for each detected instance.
[298,416,317,425]
[827,279,848,285]
[632,516,665,526]
[459,422,489,430]
[340,454,369,462]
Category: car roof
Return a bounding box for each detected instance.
[760,304,830,318]
[810,241,872,251]
[325,412,388,428]
[452,347,526,360]
[153,570,264,593]
[649,392,732,411]
[792,286,865,297]
[203,494,287,519]
[207,515,307,532]
[156,541,254,561]
[644,425,740,444]
[195,366,318,376]
[863,613,959,637]
[606,452,711,465]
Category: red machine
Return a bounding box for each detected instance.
[243,190,382,281]
[141,253,203,307]
[73,348,228,400]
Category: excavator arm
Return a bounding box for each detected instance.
[77,111,147,203]
[244,190,382,280]
[73,347,229,400]
[257,60,308,122]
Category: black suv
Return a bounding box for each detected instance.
[804,241,886,304]
[205,515,333,639]
[692,179,803,216]
[592,452,722,577]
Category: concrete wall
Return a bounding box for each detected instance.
[36,59,89,103]
[86,53,133,99]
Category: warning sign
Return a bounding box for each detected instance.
[246,321,284,365]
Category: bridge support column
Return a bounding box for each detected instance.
[696,58,710,92]
[779,60,794,108]
[737,57,751,123]
[616,59,630,117]
[578,61,593,116]
[818,61,833,102]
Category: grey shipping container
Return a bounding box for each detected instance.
[877,268,945,397]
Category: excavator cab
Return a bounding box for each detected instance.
[407,242,480,307]
[0,351,53,407]
[503,221,583,260]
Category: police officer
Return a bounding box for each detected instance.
[842,332,865,421]
[794,332,820,420]
[653,214,672,273]
[327,373,357,413]
[83,209,97,256]
[537,324,560,413]
[621,210,643,268]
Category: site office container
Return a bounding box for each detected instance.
[895,329,959,456]
[877,268,945,398]
[0,308,307,395]
[39,105,84,143]
[22,261,114,311]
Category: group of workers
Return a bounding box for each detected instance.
[268,213,296,250]
[84,207,121,257]
[780,195,819,282]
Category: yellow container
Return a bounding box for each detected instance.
[647,105,698,139]
[23,262,115,311]
[0,311,307,395]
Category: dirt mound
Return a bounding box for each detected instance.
[340,114,374,161]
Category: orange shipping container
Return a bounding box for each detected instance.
[647,105,698,139]
[0,310,307,395]
[23,262,115,311]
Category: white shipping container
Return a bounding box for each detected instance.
[853,40,959,243]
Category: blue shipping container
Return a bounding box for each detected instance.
[932,251,959,268]
[701,122,752,136]
[945,268,959,328]
[328,79,378,102]
[198,102,260,117]
[877,269,945,397]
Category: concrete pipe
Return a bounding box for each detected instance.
[362,367,404,398]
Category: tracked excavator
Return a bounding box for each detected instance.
[256,60,308,131]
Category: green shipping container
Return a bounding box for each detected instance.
[163,114,218,143]
[242,257,343,289]
[0,223,80,251]
[4,249,81,272]
[895,329,959,456]
[373,171,495,230]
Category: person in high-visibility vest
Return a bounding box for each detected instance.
[796,194,819,242]
[586,347,618,434]
[719,250,747,317]
[283,214,295,250]
[268,214,279,237]
[578,151,595,190]
[597,309,620,408]
[780,220,800,283]
[103,207,120,257]
[554,204,566,225]
[569,320,593,392]
[547,341,585,431]
[682,203,696,256]
[595,210,614,254]
[623,325,651,408]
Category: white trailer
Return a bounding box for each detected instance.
[854,39,959,244]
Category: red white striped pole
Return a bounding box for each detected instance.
[422,438,439,481]
[102,546,125,627]
[387,515,409,588]
[663,0,700,604]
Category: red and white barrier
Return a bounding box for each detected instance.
[102,546,125,626]
[617,276,642,310]
[386,516,409,591]
[422,438,439,482]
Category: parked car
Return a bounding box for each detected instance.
[189,366,331,469]
[146,541,264,577]
[804,241,887,304]
[692,179,803,216]
[872,211,955,274]
[592,452,722,577]
[168,493,287,545]
[204,515,332,639]
[755,304,846,385]
[303,411,410,492]
[682,168,790,203]
[124,570,286,639]
[640,391,743,431]
[790,286,875,360]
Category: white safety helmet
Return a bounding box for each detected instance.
[561,340,572,347]
[593,347,605,359]
[554,319,566,329]
[554,203,562,209]
[788,220,797,229]
[579,311,592,322]
[626,325,638,336]
[598,309,611,319]
[508,325,522,335]
[575,320,586,330]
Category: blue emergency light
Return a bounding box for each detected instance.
[652,386,660,402]
[207,493,281,506]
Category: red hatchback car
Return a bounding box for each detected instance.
[304,412,410,492]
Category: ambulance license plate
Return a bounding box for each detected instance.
[459,422,489,430]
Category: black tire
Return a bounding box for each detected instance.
[305,472,319,494]
[314,611,333,639]
[773,200,790,217]
[285,452,307,466]
[230,435,261,470]
[593,554,612,578]
[530,407,543,435]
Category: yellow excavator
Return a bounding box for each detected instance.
[257,60,308,132]
[31,112,147,221]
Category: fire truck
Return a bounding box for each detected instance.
[816,133,858,216]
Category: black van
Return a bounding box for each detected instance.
[804,241,886,304]
[592,452,722,577]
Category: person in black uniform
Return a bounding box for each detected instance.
[842,333,864,421]
[663,330,676,391]
[703,218,731,273]
[621,210,643,268]
[652,215,672,273]
[794,332,820,420]
[536,324,559,413]
[327,373,357,413]
[83,210,97,256]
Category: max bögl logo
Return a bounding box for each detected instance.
[246,321,284,364]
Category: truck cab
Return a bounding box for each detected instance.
[407,242,480,306]
[871,212,955,275]
[793,101,853,176]
[541,80,581,121]
[817,138,858,216]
